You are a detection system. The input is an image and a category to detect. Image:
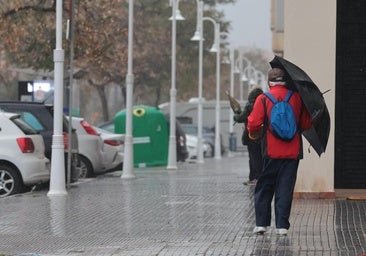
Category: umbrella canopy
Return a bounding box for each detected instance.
[269,55,330,156]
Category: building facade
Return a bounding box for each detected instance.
[271,1,366,197]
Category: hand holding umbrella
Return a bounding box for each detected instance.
[225,90,241,114]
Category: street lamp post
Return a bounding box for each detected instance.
[205,18,222,159]
[214,32,233,157]
[214,23,222,160]
[48,0,67,196]
[215,23,221,159]
[167,0,184,169]
[255,70,267,89]
[191,0,204,163]
[243,64,258,92]
[199,16,222,160]
[235,54,252,100]
[227,47,235,157]
[238,55,244,101]
[191,2,225,161]
[122,0,136,179]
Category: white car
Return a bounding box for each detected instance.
[0,112,50,197]
[93,126,124,171]
[70,117,104,178]
[185,134,212,161]
[71,117,124,178]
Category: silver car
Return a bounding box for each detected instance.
[71,117,123,178]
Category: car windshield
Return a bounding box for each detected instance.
[98,121,115,133]
[203,127,214,134]
[94,126,113,134]
[181,125,197,135]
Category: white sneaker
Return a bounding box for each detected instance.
[276,228,288,236]
[253,226,267,235]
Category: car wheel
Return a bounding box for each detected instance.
[0,164,23,197]
[78,155,94,178]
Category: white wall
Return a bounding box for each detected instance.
[284,0,336,195]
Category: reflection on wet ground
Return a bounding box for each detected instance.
[0,154,365,255]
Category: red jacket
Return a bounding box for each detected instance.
[247,84,312,159]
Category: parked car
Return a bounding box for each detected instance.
[181,123,225,156]
[93,126,124,171]
[97,120,114,133]
[0,101,79,183]
[70,117,104,178]
[0,112,50,197]
[71,117,124,177]
[185,134,212,160]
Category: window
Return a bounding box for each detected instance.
[11,116,37,135]
[21,112,44,132]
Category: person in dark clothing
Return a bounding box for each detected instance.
[247,68,312,236]
[234,86,263,186]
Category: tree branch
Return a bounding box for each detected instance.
[2,3,55,18]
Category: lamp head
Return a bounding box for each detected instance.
[221,56,230,64]
[169,9,185,21]
[209,43,218,53]
[241,74,248,82]
[191,31,202,41]
[234,66,241,74]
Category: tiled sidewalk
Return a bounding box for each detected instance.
[0,153,365,256]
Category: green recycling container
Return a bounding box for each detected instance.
[114,106,168,167]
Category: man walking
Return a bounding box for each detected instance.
[247,68,312,236]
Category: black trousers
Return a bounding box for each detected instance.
[247,139,263,181]
[254,158,299,229]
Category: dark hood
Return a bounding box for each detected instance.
[248,87,263,103]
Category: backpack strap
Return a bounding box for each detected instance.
[262,93,270,136]
[283,90,294,102]
[264,90,294,103]
[264,92,277,104]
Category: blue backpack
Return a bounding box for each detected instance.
[264,91,297,141]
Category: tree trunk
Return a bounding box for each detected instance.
[154,86,161,107]
[121,84,127,108]
[96,86,109,122]
[88,79,110,122]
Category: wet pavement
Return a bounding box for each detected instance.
[0,152,365,256]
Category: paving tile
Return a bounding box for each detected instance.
[0,154,365,256]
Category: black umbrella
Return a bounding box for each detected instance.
[269,55,330,156]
